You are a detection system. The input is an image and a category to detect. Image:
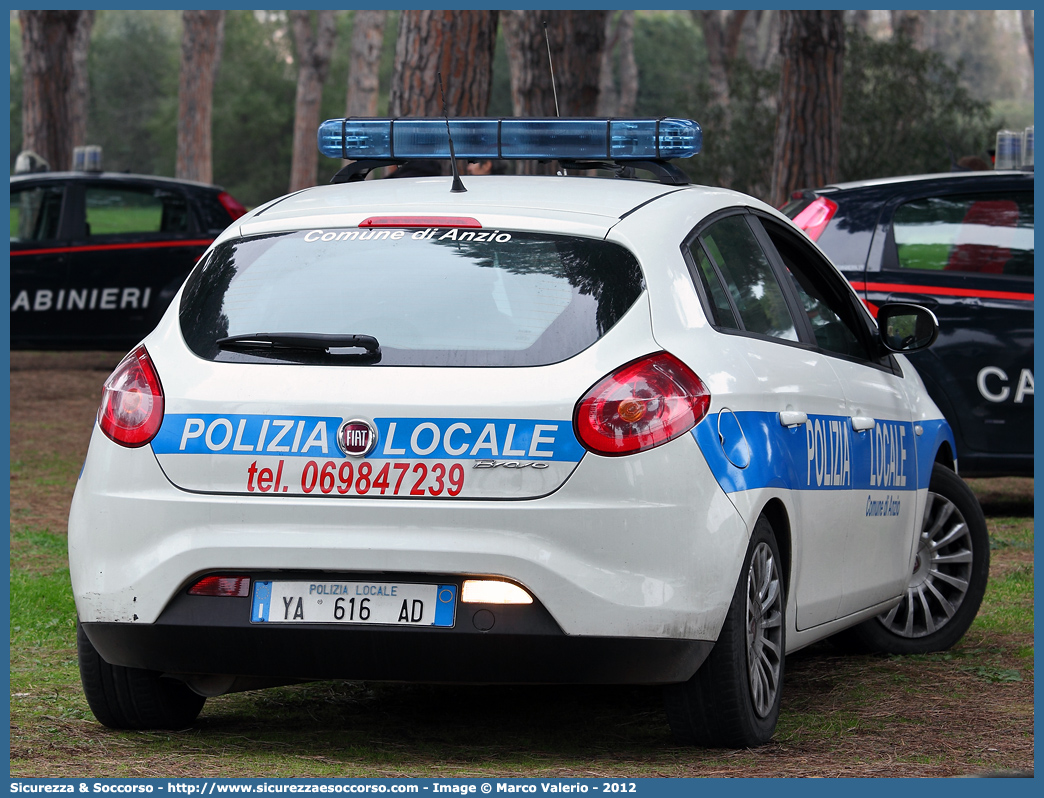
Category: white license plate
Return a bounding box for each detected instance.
[251,580,456,627]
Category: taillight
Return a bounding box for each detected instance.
[791,196,838,242]
[574,352,710,456]
[98,346,165,448]
[218,191,247,221]
[188,576,251,597]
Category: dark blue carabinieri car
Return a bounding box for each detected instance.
[784,170,1033,477]
[10,170,246,350]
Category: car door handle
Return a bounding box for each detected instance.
[778,411,807,428]
[850,416,875,432]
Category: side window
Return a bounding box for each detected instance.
[11,185,64,242]
[697,215,798,341]
[85,186,190,237]
[763,221,873,362]
[892,192,1033,278]
[688,240,739,328]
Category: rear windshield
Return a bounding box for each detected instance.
[179,228,645,366]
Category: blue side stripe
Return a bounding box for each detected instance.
[693,410,943,495]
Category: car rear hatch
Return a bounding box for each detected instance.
[151,217,657,499]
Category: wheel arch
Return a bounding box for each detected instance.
[759,498,792,598]
[934,440,956,472]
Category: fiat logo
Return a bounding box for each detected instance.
[337,419,377,457]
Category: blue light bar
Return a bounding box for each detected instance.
[317,118,701,161]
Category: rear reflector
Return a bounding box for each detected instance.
[97,346,164,448]
[791,196,838,242]
[461,580,533,605]
[574,352,710,457]
[189,576,251,597]
[359,216,481,228]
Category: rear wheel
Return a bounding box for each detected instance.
[77,621,205,729]
[837,464,989,654]
[664,516,785,747]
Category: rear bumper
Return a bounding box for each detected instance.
[70,426,751,644]
[82,588,713,685]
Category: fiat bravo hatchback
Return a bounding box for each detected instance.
[69,118,989,747]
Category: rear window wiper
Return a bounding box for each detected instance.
[217,333,381,361]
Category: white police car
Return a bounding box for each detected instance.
[69,118,988,747]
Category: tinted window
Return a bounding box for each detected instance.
[196,191,237,233]
[180,228,645,367]
[699,215,797,341]
[688,240,738,328]
[11,185,63,242]
[85,185,190,236]
[892,192,1033,277]
[781,194,876,269]
[766,223,872,361]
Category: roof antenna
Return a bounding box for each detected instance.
[438,71,467,193]
[543,22,560,117]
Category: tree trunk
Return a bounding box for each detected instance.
[692,10,748,118]
[597,11,636,116]
[616,12,638,116]
[1021,10,1034,66]
[502,11,608,117]
[289,10,338,193]
[176,10,225,184]
[345,10,386,117]
[19,10,94,171]
[69,11,95,157]
[769,11,844,208]
[388,10,499,117]
[502,10,608,174]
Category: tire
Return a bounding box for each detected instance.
[77,621,206,729]
[664,515,785,747]
[837,463,989,655]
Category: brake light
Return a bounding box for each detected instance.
[574,352,710,456]
[791,196,838,242]
[359,216,481,228]
[218,191,247,221]
[98,346,164,448]
[188,576,251,597]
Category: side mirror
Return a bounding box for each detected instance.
[877,303,939,353]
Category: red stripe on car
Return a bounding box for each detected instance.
[11,239,214,257]
[849,280,1033,303]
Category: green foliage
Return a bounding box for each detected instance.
[696,59,778,199]
[633,12,706,118]
[9,11,1023,206]
[840,31,994,181]
[211,11,297,207]
[633,13,777,198]
[633,18,999,198]
[633,14,772,197]
[87,11,180,175]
